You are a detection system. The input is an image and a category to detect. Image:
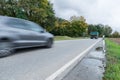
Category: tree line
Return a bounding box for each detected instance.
[50,16,88,37]
[0,0,119,38]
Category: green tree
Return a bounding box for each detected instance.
[88,24,97,34]
[88,24,112,37]
[50,17,70,36]
[111,31,120,38]
[103,25,112,37]
[70,16,88,37]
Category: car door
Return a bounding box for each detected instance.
[5,18,40,47]
[15,20,46,46]
[26,21,47,46]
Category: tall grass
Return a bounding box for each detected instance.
[103,39,120,80]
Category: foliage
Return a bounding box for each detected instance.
[88,24,112,37]
[103,25,112,37]
[50,18,70,36]
[50,16,88,37]
[111,31,120,38]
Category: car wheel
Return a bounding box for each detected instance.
[46,39,53,48]
[0,42,14,57]
[90,37,93,39]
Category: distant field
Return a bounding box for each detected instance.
[103,39,120,80]
[109,38,120,44]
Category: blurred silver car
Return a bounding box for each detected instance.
[0,16,54,57]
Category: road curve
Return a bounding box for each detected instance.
[0,39,101,80]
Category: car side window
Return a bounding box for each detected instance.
[5,18,44,32]
[5,18,30,30]
[28,22,44,32]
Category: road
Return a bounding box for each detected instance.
[0,39,101,80]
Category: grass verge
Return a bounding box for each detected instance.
[103,39,120,80]
[54,36,81,41]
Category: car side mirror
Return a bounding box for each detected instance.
[40,30,45,33]
[40,29,46,33]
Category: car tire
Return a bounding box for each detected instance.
[0,42,14,57]
[45,39,53,48]
[91,37,93,39]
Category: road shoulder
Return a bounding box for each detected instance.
[63,40,106,80]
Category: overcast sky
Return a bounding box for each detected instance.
[50,0,120,32]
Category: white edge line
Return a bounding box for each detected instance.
[46,39,102,80]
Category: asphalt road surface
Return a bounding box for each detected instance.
[0,39,101,80]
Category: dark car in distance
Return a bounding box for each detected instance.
[0,16,54,57]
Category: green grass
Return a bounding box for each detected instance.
[54,36,81,41]
[103,39,120,80]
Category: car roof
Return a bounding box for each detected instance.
[0,15,33,24]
